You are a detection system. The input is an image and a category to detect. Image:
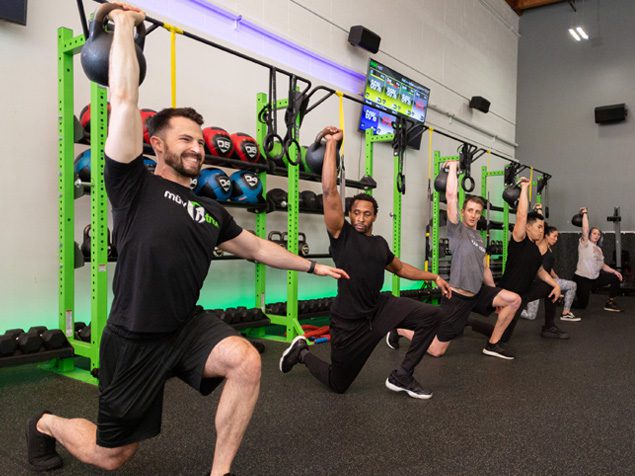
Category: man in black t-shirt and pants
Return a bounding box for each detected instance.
[471,177,566,342]
[279,126,451,400]
[26,5,348,475]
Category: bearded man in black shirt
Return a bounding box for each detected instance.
[279,126,451,400]
[26,5,348,475]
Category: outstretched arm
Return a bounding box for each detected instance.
[104,5,146,164]
[386,257,451,297]
[512,177,531,242]
[580,207,590,245]
[219,230,350,280]
[319,127,345,238]
[445,161,460,224]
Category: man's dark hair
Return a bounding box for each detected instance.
[462,195,485,210]
[544,224,558,236]
[527,210,544,225]
[146,107,204,138]
[350,193,378,215]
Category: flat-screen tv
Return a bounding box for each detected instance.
[0,0,28,26]
[363,59,430,124]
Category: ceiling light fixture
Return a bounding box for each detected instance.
[568,28,581,41]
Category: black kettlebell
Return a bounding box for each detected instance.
[298,232,310,257]
[304,139,341,175]
[81,225,114,259]
[81,3,147,87]
[268,231,285,247]
[434,167,449,193]
[571,213,583,227]
[502,184,521,207]
[299,190,318,211]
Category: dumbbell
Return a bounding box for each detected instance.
[78,324,91,342]
[219,308,236,324]
[300,190,319,211]
[267,188,288,209]
[23,327,68,351]
[315,194,324,212]
[0,329,24,356]
[234,307,249,324]
[74,322,86,339]
[298,232,310,257]
[18,328,45,354]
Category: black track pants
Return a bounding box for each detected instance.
[303,295,441,394]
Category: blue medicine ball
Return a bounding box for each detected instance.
[194,168,232,202]
[229,170,264,204]
[74,149,91,182]
[143,157,157,172]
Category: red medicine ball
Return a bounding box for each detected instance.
[140,108,157,145]
[231,132,261,163]
[203,127,234,157]
[79,103,111,136]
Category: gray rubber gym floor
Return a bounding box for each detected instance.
[1,294,634,475]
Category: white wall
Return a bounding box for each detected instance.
[0,0,518,330]
[517,0,635,231]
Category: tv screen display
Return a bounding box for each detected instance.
[358,104,397,136]
[363,59,430,124]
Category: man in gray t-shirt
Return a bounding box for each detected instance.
[389,161,522,360]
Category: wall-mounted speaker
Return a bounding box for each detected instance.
[469,96,490,113]
[348,26,381,54]
[0,0,28,26]
[594,103,627,124]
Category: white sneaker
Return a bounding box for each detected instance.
[560,311,581,322]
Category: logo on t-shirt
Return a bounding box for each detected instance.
[164,191,219,228]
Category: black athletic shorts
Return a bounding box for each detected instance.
[437,285,501,342]
[96,309,239,448]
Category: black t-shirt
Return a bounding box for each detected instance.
[542,248,555,274]
[328,221,395,319]
[105,155,242,333]
[499,235,542,295]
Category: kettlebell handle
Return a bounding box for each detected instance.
[91,3,146,50]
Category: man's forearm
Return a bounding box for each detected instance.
[483,267,495,287]
[538,268,558,288]
[253,239,312,272]
[321,141,339,194]
[397,262,438,282]
[110,16,140,104]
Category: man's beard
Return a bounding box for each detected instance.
[164,147,203,179]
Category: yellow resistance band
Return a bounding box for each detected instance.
[529,167,534,202]
[335,91,346,204]
[164,23,184,108]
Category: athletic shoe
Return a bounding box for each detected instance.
[385,371,432,400]
[560,311,581,322]
[541,325,570,339]
[279,335,308,373]
[385,330,400,350]
[603,301,623,313]
[26,411,63,472]
[482,341,515,360]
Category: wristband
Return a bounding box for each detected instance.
[307,260,317,274]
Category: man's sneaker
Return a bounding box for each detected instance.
[482,341,515,360]
[385,330,400,350]
[603,301,623,312]
[26,411,63,471]
[541,325,570,339]
[560,311,581,322]
[385,371,432,400]
[279,336,308,373]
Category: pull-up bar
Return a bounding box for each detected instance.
[79,0,551,180]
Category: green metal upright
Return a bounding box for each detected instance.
[57,27,83,374]
[254,93,268,312]
[56,26,108,384]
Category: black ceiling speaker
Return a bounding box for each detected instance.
[348,25,381,54]
[469,96,490,113]
[0,0,27,25]
[595,103,627,124]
